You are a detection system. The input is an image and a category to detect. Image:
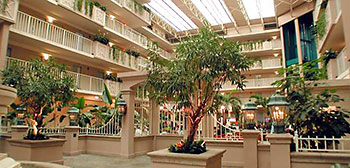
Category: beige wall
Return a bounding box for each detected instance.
[153,135,182,150]
[206,140,244,167]
[291,153,350,168]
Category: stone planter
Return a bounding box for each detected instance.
[0,85,17,116]
[147,149,226,168]
[7,138,66,164]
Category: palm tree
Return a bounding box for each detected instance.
[249,94,270,114]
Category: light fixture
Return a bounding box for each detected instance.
[267,93,289,133]
[42,53,51,60]
[304,0,313,3]
[106,71,112,75]
[108,42,114,47]
[67,107,79,126]
[117,97,127,115]
[47,16,55,23]
[274,53,279,57]
[274,71,279,75]
[242,100,258,130]
[272,36,278,40]
[110,15,115,20]
[16,107,26,125]
[94,96,99,100]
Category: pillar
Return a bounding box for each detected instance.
[11,125,28,139]
[150,99,159,135]
[120,90,135,158]
[341,0,350,58]
[64,126,80,156]
[0,23,11,71]
[294,19,303,66]
[267,134,293,168]
[242,130,260,168]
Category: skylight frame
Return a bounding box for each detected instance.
[242,0,275,20]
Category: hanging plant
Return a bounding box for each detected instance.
[316,10,327,40]
[143,6,151,13]
[93,35,109,45]
[111,45,122,61]
[322,49,338,66]
[1,0,8,12]
[84,0,90,15]
[321,0,328,9]
[100,6,107,12]
[76,0,83,11]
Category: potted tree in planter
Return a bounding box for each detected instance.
[146,27,253,168]
[2,58,76,164]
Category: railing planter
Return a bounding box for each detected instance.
[0,0,19,23]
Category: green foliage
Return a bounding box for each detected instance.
[1,0,8,12]
[240,40,265,51]
[24,129,49,140]
[2,58,76,128]
[316,9,327,40]
[250,94,270,115]
[212,92,241,118]
[272,59,350,138]
[93,35,109,45]
[76,0,83,11]
[169,139,206,154]
[322,49,338,66]
[146,26,253,148]
[84,0,90,15]
[331,163,350,168]
[126,49,140,58]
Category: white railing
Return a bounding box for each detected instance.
[6,57,121,96]
[240,39,281,52]
[105,16,150,48]
[79,112,122,136]
[123,0,151,23]
[223,77,282,89]
[57,0,106,25]
[295,135,350,152]
[159,110,185,136]
[12,11,93,55]
[198,114,242,141]
[0,0,19,23]
[251,62,262,69]
[262,59,282,69]
[0,125,10,134]
[336,48,350,79]
[40,127,66,135]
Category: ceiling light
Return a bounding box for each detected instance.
[274,53,279,57]
[272,36,278,40]
[94,96,99,100]
[106,71,112,75]
[110,15,115,20]
[47,16,55,23]
[108,42,114,47]
[274,71,279,75]
[42,53,51,60]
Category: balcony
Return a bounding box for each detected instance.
[251,59,282,70]
[123,0,151,24]
[316,0,344,53]
[57,0,106,26]
[336,48,350,79]
[240,39,282,56]
[10,11,143,71]
[0,0,19,23]
[222,77,283,90]
[6,57,121,96]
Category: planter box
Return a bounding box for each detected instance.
[147,148,226,168]
[0,85,17,116]
[8,138,66,164]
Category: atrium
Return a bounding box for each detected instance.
[0,0,349,167]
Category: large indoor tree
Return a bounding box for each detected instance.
[2,58,76,139]
[146,27,253,153]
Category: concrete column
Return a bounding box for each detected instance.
[150,99,159,135]
[64,126,80,156]
[267,134,293,168]
[294,19,303,66]
[11,125,28,139]
[327,59,338,79]
[201,115,209,137]
[242,130,260,168]
[120,90,135,158]
[0,23,11,71]
[341,0,350,58]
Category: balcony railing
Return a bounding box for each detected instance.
[261,59,282,69]
[0,0,19,23]
[105,16,149,48]
[57,0,106,25]
[123,0,151,23]
[12,11,93,55]
[336,48,350,79]
[6,57,121,96]
[240,39,282,52]
[222,77,283,89]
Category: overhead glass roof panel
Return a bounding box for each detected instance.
[145,0,198,31]
[242,0,275,20]
[190,0,235,26]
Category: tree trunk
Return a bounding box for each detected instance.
[187,119,199,145]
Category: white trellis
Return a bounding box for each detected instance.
[79,112,122,136]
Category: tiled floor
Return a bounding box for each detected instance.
[64,154,152,168]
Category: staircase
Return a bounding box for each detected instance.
[0,153,21,168]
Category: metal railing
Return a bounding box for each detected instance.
[79,112,122,136]
[336,47,350,79]
[240,39,281,52]
[223,77,282,89]
[40,127,66,135]
[262,59,282,69]
[123,0,151,23]
[295,135,350,152]
[159,109,185,136]
[6,57,121,96]
[12,11,93,55]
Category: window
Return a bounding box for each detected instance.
[283,21,298,67]
[299,12,317,63]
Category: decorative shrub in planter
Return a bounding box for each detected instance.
[93,35,109,45]
[146,26,253,167]
[322,49,338,66]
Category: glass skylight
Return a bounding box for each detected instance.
[145,0,198,31]
[190,0,235,26]
[242,0,275,20]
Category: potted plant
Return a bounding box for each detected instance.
[2,58,76,163]
[322,49,338,66]
[146,27,253,168]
